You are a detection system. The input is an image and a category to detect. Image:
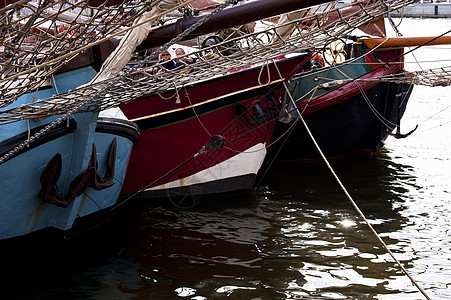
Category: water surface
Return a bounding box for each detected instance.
[2,18,451,300]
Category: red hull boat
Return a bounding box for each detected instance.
[269,46,414,162]
[120,54,312,201]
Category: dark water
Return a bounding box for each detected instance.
[3,19,451,299]
[3,151,447,299]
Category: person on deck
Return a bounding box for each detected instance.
[156,50,179,73]
[175,48,196,65]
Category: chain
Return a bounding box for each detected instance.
[0,0,238,165]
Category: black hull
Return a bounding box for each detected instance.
[122,173,255,199]
[270,81,413,162]
[120,174,256,210]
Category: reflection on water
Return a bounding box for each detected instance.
[5,149,444,299]
[3,18,451,300]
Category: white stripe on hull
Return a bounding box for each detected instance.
[147,143,267,191]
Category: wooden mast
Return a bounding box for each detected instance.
[361,36,451,49]
[137,0,333,51]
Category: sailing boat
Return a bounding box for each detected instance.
[119,52,311,205]
[268,35,451,163]
[268,40,414,162]
[0,0,143,240]
[0,0,421,224]
[111,0,417,207]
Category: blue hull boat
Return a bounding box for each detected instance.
[0,66,139,241]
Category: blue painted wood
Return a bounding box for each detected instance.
[0,66,137,240]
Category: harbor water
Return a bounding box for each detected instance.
[3,18,451,299]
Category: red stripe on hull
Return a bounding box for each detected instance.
[120,54,311,195]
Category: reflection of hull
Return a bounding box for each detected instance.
[0,67,139,241]
[270,48,413,162]
[120,54,311,197]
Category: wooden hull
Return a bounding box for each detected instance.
[119,54,312,197]
[269,48,413,162]
[0,67,139,241]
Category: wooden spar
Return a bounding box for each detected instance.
[0,0,125,9]
[361,36,451,49]
[136,0,333,51]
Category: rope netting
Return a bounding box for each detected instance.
[0,0,416,124]
[0,0,188,107]
[364,66,451,87]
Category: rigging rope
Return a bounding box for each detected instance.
[0,0,155,104]
[0,0,236,165]
[271,51,432,300]
[0,0,416,123]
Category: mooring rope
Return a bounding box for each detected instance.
[272,58,431,300]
